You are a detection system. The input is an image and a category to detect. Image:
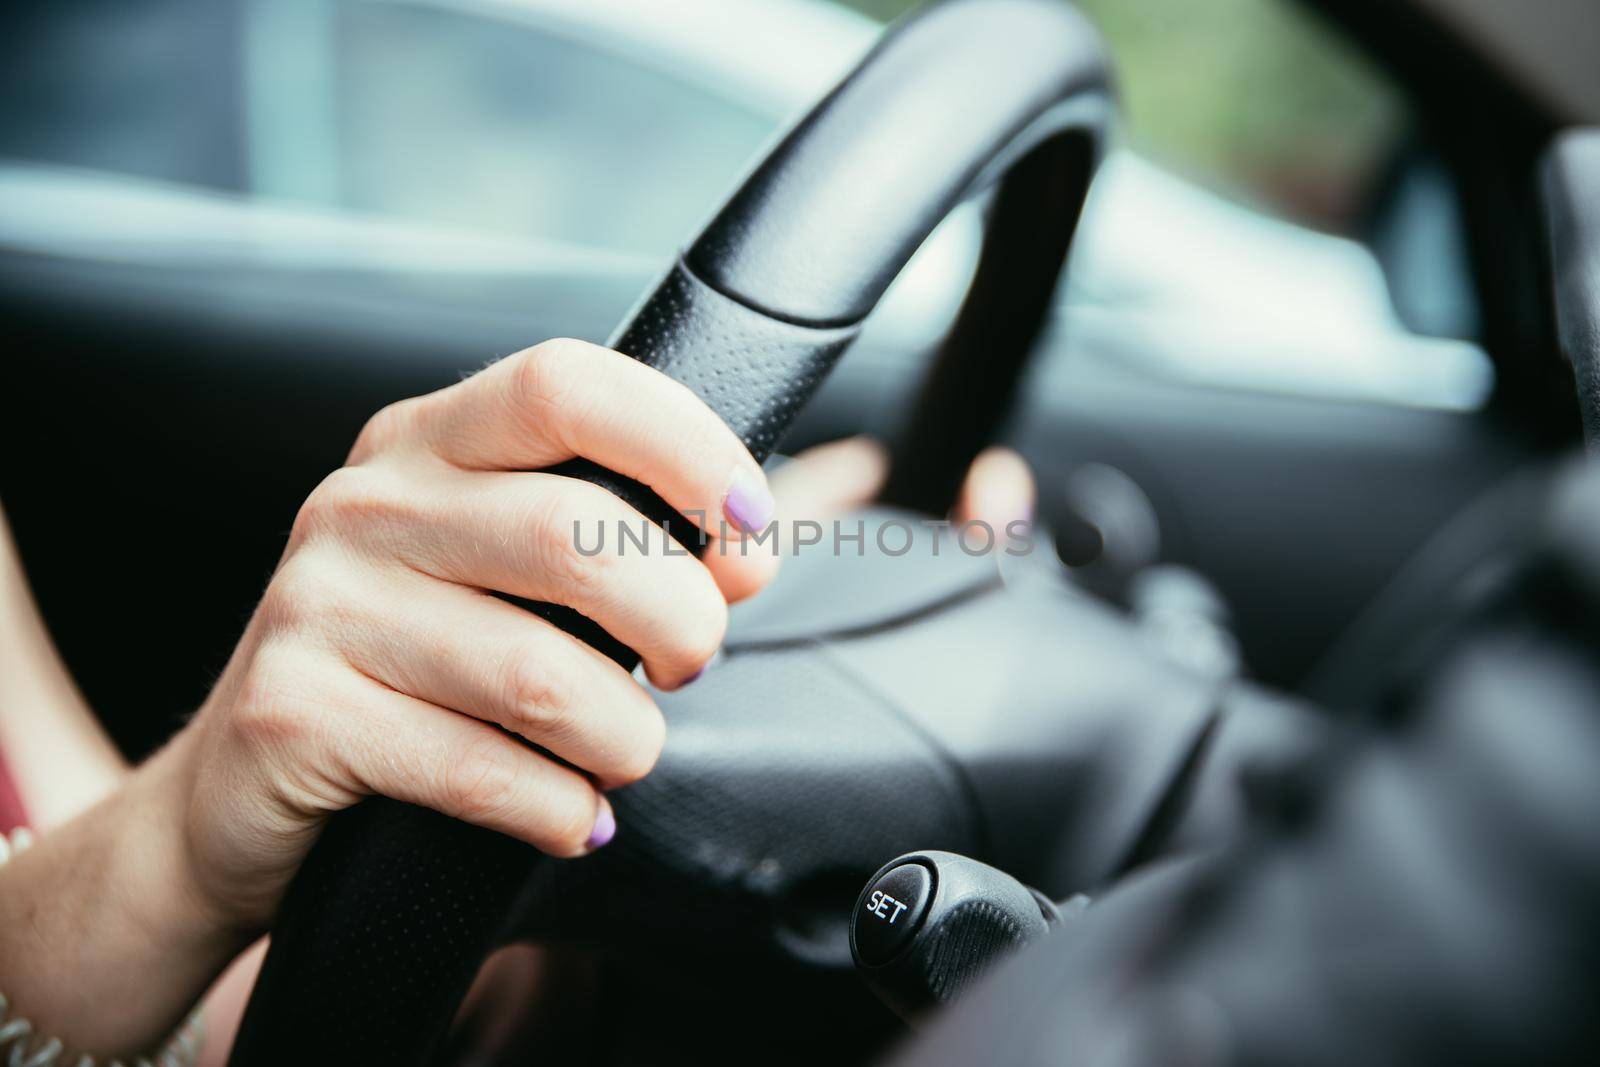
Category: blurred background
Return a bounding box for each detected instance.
[0,0,1490,407]
[2,0,1574,755]
[852,0,1404,232]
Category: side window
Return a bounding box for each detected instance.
[1075,0,1402,238]
[843,0,1490,409]
[317,2,776,254]
[0,3,250,191]
[0,2,776,263]
[240,0,779,255]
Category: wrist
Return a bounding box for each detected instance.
[0,735,247,1055]
[130,728,261,947]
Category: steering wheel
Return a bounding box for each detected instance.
[230,1,1112,1061]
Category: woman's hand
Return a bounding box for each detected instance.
[0,356,1034,1060]
[769,436,1035,530]
[164,339,779,931]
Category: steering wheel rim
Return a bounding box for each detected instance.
[229,1,1111,1061]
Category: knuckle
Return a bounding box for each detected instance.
[229,652,318,755]
[675,402,736,473]
[294,465,401,543]
[232,699,306,756]
[511,339,583,413]
[350,398,421,461]
[503,657,576,736]
[256,560,316,633]
[257,552,348,636]
[441,736,519,824]
[324,466,397,523]
[555,538,614,596]
[537,493,618,597]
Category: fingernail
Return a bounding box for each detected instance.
[680,648,721,688]
[723,467,775,535]
[586,801,616,851]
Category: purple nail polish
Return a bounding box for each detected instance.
[586,804,616,851]
[683,665,706,686]
[724,468,775,535]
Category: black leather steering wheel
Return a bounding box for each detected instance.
[230,2,1111,1061]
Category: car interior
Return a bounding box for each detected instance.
[3,0,1599,1063]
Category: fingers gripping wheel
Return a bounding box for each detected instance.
[231,2,1111,1062]
[851,852,1067,1021]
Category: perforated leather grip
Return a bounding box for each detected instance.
[231,2,1110,1061]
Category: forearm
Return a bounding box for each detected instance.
[0,503,126,828]
[0,735,244,1056]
